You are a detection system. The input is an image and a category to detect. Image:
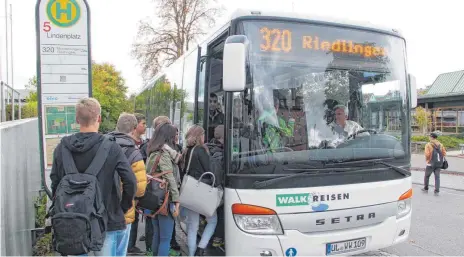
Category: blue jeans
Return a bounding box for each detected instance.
[152,214,175,256]
[80,224,131,256]
[184,208,218,256]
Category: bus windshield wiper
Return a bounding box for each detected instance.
[325,158,410,176]
[252,168,347,189]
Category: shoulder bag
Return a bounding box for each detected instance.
[179,146,223,217]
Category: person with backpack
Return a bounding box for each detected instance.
[145,122,181,256]
[139,116,173,254]
[49,97,137,256]
[108,113,148,255]
[127,113,149,255]
[422,132,447,195]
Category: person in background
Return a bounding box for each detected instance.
[182,125,218,256]
[208,93,224,141]
[145,123,181,256]
[422,132,447,195]
[258,96,295,151]
[134,113,148,161]
[206,125,225,248]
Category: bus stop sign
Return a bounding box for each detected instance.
[35,0,92,197]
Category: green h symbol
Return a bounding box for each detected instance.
[56,2,72,20]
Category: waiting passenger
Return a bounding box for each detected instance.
[127,113,148,255]
[206,125,225,248]
[49,97,136,256]
[182,125,218,256]
[141,115,173,254]
[145,123,181,256]
[109,113,148,256]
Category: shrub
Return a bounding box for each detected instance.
[411,135,464,149]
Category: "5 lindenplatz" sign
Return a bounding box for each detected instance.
[35,0,92,198]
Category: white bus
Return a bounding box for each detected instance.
[136,9,417,256]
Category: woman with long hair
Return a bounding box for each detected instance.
[145,123,181,256]
[182,125,218,256]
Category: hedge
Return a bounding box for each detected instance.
[411,135,464,149]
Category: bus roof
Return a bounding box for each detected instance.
[138,9,403,94]
[230,9,403,37]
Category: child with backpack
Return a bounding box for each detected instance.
[422,132,447,195]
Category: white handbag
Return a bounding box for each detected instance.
[179,146,224,217]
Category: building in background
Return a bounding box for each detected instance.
[415,70,464,134]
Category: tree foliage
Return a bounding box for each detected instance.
[414,106,430,135]
[92,62,132,133]
[135,76,188,127]
[132,0,222,81]
[417,85,431,96]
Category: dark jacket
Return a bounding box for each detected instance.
[183,145,218,187]
[137,138,149,163]
[108,132,147,224]
[50,132,137,232]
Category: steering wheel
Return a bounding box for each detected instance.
[346,129,378,140]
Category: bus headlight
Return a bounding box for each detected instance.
[397,189,412,219]
[232,204,283,235]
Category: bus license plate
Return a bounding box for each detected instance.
[326,237,366,255]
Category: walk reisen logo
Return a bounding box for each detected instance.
[276,192,350,211]
[47,0,81,28]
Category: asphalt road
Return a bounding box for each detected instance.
[381,174,464,256]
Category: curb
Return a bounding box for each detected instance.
[411,167,464,176]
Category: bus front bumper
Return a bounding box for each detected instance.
[225,212,411,256]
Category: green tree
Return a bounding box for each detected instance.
[92,62,132,133]
[414,106,430,135]
[23,76,39,118]
[135,76,188,127]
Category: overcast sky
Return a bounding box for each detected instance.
[0,0,462,94]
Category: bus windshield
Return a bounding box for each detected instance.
[230,20,409,174]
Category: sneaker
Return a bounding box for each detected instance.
[128,246,145,255]
[212,237,224,247]
[434,191,439,196]
[139,235,146,241]
[145,250,153,256]
[421,188,428,192]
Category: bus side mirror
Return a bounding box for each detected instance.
[409,74,417,108]
[223,35,248,92]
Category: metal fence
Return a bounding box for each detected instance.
[0,81,21,122]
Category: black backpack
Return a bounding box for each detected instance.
[431,144,444,169]
[114,146,140,200]
[49,136,112,255]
